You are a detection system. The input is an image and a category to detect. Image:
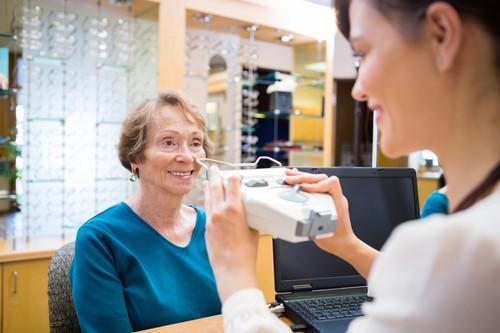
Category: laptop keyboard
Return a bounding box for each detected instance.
[289,295,373,321]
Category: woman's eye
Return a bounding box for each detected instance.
[163,140,176,147]
[352,51,365,68]
[191,140,202,147]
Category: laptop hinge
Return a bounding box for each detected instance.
[292,284,313,291]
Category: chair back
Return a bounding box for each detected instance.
[48,242,81,333]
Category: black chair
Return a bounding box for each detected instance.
[48,242,81,333]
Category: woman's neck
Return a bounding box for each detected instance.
[436,83,500,211]
[127,185,186,229]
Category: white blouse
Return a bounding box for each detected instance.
[222,191,500,333]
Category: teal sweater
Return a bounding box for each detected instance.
[421,191,449,218]
[70,202,221,332]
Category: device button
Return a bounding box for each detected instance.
[275,177,289,185]
[277,189,308,203]
[245,179,269,187]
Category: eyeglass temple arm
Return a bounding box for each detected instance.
[195,156,282,169]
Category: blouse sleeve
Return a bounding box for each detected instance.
[70,225,133,333]
[222,288,292,333]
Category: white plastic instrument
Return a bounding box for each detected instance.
[197,157,337,243]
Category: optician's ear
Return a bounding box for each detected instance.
[425,2,462,72]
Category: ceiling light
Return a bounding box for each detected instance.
[279,34,294,43]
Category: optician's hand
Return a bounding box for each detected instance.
[204,166,259,302]
[285,169,379,278]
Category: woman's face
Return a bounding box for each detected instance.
[349,0,442,158]
[136,105,206,196]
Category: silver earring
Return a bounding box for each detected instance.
[129,170,138,182]
[436,56,443,65]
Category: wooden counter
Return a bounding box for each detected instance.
[0,236,72,263]
[136,314,296,333]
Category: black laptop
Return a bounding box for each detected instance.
[273,167,420,333]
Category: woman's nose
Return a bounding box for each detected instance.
[351,77,368,102]
[175,143,195,161]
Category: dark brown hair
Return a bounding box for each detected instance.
[118,89,214,173]
[334,0,500,69]
[454,163,500,213]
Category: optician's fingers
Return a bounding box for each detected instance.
[225,175,242,206]
[284,168,300,176]
[302,176,350,221]
[203,180,210,212]
[300,176,343,196]
[208,166,224,211]
[285,172,328,185]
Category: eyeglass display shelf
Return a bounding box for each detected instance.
[185,69,324,88]
[240,126,257,133]
[0,33,15,40]
[96,120,123,126]
[0,193,17,201]
[258,143,323,153]
[0,89,12,98]
[0,33,16,47]
[241,72,324,88]
[27,117,65,122]
[26,55,131,71]
[96,177,127,181]
[255,111,323,120]
[0,141,19,151]
[26,178,64,183]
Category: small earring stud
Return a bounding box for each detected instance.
[129,173,137,182]
[129,168,138,182]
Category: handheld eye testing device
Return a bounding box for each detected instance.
[197,157,337,243]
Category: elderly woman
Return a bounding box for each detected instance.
[204,0,500,333]
[70,90,221,332]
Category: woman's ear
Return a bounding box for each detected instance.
[130,162,138,174]
[425,2,462,72]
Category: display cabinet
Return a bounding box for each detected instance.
[153,0,336,166]
[2,258,50,333]
[0,0,158,238]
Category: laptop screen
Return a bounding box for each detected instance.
[273,167,420,292]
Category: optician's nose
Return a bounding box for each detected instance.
[351,77,368,102]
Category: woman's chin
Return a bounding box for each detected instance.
[380,137,406,159]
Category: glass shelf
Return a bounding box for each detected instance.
[0,33,16,48]
[0,89,11,98]
[0,33,15,40]
[240,126,256,133]
[258,141,323,152]
[96,120,122,125]
[0,140,17,148]
[27,117,65,122]
[96,177,126,181]
[255,111,323,120]
[31,55,65,63]
[101,63,131,72]
[0,190,17,201]
[26,179,64,183]
[254,111,290,120]
[241,71,324,88]
[257,147,323,154]
[0,193,17,201]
